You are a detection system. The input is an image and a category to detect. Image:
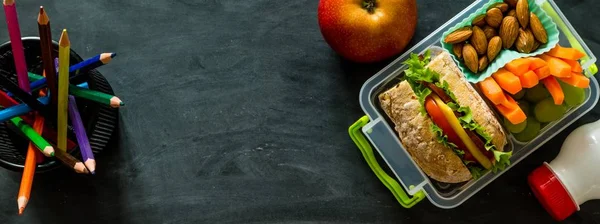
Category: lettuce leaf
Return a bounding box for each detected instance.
[468,166,485,180]
[431,124,459,151]
[491,150,513,173]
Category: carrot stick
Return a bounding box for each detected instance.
[558,73,590,88]
[528,57,547,70]
[520,70,539,88]
[492,68,522,95]
[546,44,585,60]
[542,76,565,105]
[534,65,551,80]
[500,92,519,110]
[561,59,583,73]
[539,54,572,78]
[496,104,527,125]
[478,77,508,105]
[504,58,531,76]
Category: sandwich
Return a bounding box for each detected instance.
[378,50,512,183]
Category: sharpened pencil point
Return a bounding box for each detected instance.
[120,102,124,106]
[3,0,14,6]
[18,207,23,215]
[38,6,49,25]
[110,53,116,58]
[59,29,70,47]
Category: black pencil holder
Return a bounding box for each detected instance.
[0,37,118,173]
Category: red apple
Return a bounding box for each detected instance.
[318,0,418,63]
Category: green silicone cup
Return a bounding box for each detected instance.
[440,0,559,83]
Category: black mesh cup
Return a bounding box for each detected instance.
[0,37,118,173]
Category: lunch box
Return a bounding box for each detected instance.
[348,0,598,209]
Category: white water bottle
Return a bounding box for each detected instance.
[528,119,600,221]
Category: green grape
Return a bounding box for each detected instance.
[514,118,541,142]
[517,100,531,115]
[534,98,568,123]
[512,89,526,100]
[559,80,586,107]
[525,84,551,103]
[504,117,527,133]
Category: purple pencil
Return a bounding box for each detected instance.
[67,95,96,174]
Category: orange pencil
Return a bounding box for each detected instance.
[17,112,44,215]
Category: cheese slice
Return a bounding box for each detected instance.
[431,95,492,169]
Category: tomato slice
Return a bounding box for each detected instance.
[424,96,468,153]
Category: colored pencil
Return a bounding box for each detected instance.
[13,72,120,107]
[26,52,116,91]
[54,149,89,174]
[3,0,29,92]
[17,112,43,215]
[37,6,57,106]
[57,29,70,153]
[70,53,116,75]
[68,95,95,174]
[70,85,123,108]
[0,90,77,150]
[8,116,54,157]
[0,96,49,122]
[0,72,49,116]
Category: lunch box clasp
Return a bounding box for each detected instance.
[348,116,426,208]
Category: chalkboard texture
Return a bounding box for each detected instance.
[0,0,598,224]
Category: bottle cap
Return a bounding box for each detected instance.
[528,163,578,221]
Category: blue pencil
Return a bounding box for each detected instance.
[25,52,116,93]
[0,96,50,123]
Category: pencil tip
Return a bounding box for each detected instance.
[91,171,96,175]
[18,207,23,215]
[4,0,14,6]
[59,29,70,46]
[111,53,117,58]
[120,102,124,106]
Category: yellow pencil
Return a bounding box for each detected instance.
[57,29,70,152]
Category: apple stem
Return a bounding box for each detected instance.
[362,0,377,13]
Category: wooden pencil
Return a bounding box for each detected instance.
[70,52,116,75]
[25,53,116,92]
[68,95,95,174]
[3,0,29,92]
[54,149,89,174]
[0,90,77,150]
[37,6,57,106]
[24,71,122,107]
[57,29,70,153]
[0,96,49,122]
[9,116,54,157]
[70,85,123,108]
[17,112,43,215]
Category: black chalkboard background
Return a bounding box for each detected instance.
[0,0,598,223]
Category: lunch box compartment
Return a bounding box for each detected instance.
[350,0,598,209]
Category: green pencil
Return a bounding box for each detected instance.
[9,117,55,157]
[69,85,123,108]
[28,72,123,108]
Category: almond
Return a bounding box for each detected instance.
[515,28,535,53]
[516,0,529,28]
[496,3,509,13]
[500,16,519,49]
[487,36,502,61]
[485,8,503,28]
[479,56,489,72]
[504,0,518,8]
[529,12,547,43]
[463,44,479,73]
[470,26,487,55]
[507,9,516,18]
[472,14,487,27]
[444,27,472,44]
[453,43,464,59]
[532,39,541,51]
[483,25,497,40]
